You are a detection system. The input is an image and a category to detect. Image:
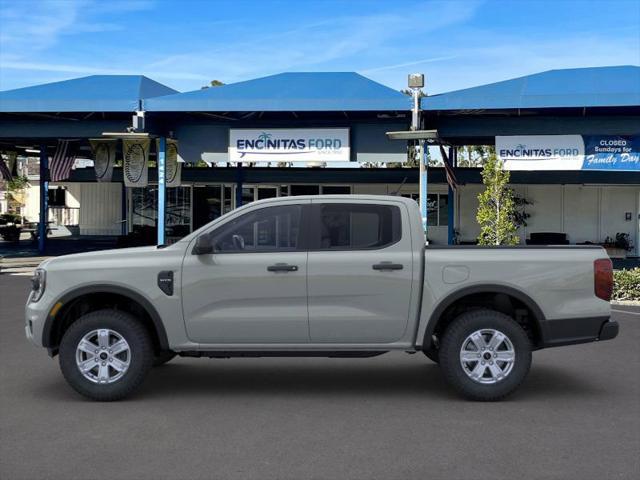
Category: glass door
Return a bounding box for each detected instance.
[257,186,278,200]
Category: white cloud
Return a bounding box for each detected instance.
[361,56,459,74]
[417,30,640,94]
[135,1,485,90]
[0,59,209,81]
[0,0,153,56]
[1,0,637,95]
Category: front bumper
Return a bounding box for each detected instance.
[541,316,619,348]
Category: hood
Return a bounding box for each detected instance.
[42,245,177,270]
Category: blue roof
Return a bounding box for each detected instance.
[422,66,640,111]
[0,75,178,113]
[145,72,411,112]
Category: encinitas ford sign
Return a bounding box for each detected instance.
[497,135,640,171]
[582,135,640,171]
[497,135,585,170]
[229,128,350,163]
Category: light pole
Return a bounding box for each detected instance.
[408,73,427,238]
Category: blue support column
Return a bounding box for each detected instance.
[447,146,456,245]
[235,162,243,208]
[38,145,48,254]
[157,137,166,246]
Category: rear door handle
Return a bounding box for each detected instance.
[372,262,404,271]
[267,264,299,272]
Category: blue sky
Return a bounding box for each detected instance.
[0,0,638,94]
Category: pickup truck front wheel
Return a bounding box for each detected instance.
[439,309,532,401]
[58,309,154,401]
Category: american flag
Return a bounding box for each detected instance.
[439,145,458,190]
[49,140,78,182]
[0,157,12,181]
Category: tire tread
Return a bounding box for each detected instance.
[439,308,532,401]
[59,309,153,401]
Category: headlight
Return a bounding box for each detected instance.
[30,268,46,303]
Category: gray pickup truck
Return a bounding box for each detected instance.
[25,195,618,401]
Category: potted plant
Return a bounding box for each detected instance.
[0,212,23,242]
[602,233,633,259]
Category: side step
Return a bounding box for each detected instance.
[178,351,389,359]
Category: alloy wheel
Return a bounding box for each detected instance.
[75,329,131,384]
[459,328,515,384]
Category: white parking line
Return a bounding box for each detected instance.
[612,309,640,316]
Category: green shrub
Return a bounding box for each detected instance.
[612,268,640,301]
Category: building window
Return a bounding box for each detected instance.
[284,185,351,196]
[290,184,320,196]
[403,193,448,227]
[193,186,221,230]
[48,188,66,207]
[131,186,191,236]
[223,186,233,214]
[166,187,191,239]
[321,185,351,195]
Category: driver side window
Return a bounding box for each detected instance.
[209,205,302,253]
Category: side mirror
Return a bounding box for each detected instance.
[192,234,213,255]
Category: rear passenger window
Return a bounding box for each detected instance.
[317,204,401,250]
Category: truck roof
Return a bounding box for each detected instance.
[245,194,418,207]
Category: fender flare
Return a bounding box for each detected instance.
[422,284,547,349]
[42,284,169,350]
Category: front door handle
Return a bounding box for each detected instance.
[372,262,404,271]
[267,263,299,272]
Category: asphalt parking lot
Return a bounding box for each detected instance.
[1,274,639,480]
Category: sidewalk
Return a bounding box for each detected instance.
[0,256,50,274]
[0,235,119,274]
[0,235,119,258]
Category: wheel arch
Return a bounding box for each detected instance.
[42,284,169,355]
[423,284,546,350]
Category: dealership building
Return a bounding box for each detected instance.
[1,66,639,255]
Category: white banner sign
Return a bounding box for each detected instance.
[156,138,181,187]
[122,138,150,187]
[166,139,181,187]
[90,139,116,182]
[496,135,585,170]
[229,128,350,163]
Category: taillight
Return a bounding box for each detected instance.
[594,258,613,301]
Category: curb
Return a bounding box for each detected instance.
[611,300,640,306]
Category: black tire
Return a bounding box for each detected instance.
[422,346,439,363]
[153,351,177,367]
[59,309,154,401]
[439,309,532,401]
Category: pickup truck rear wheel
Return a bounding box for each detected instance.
[58,309,154,401]
[439,309,531,401]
